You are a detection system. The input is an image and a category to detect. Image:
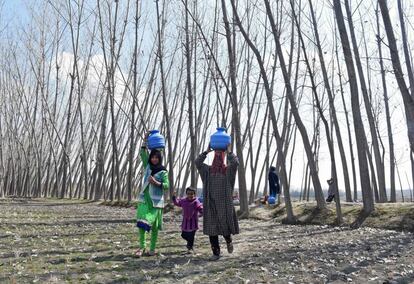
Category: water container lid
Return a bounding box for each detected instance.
[150,130,160,135]
[216,127,227,132]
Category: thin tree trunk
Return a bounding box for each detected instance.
[376,4,395,202]
[230,0,295,222]
[344,0,387,203]
[221,0,249,218]
[333,0,374,214]
[155,0,174,201]
[184,0,196,188]
[291,1,342,223]
[262,0,326,209]
[378,0,414,189]
[308,0,352,202]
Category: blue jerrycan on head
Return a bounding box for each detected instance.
[148,130,165,150]
[210,127,231,150]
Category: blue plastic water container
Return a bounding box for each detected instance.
[210,127,231,150]
[148,130,165,150]
[268,196,276,205]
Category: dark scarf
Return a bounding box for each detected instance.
[149,149,166,175]
[210,151,227,175]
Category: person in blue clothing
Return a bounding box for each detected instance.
[268,166,280,200]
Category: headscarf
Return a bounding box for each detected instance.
[149,149,166,175]
[210,150,227,175]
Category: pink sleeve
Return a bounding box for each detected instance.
[172,196,182,207]
[196,199,203,213]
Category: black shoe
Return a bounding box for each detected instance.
[211,246,220,257]
[226,242,234,254]
[326,195,334,203]
[209,254,221,261]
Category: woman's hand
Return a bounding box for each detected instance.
[226,143,232,153]
[148,175,161,186]
[141,132,151,148]
[205,143,212,154]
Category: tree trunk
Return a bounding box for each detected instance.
[344,0,387,203]
[230,0,295,222]
[376,3,396,202]
[308,0,352,202]
[184,0,197,188]
[333,0,374,214]
[156,0,174,201]
[221,0,249,218]
[263,0,326,209]
[378,0,414,184]
[291,1,342,223]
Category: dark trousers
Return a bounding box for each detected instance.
[269,187,279,197]
[209,235,232,256]
[181,230,196,250]
[326,194,335,202]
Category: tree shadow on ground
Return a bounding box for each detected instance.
[1,218,135,226]
[1,199,97,206]
[350,210,371,229]
[292,206,337,226]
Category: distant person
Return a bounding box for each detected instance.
[326,178,335,203]
[195,144,239,261]
[135,135,169,257]
[268,166,280,200]
[172,187,203,254]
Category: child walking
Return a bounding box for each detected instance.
[172,187,203,254]
[135,138,169,257]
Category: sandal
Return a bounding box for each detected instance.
[134,248,145,257]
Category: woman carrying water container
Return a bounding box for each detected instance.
[195,127,240,260]
[135,131,169,257]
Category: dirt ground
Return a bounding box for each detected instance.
[1,199,413,283]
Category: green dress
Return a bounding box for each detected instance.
[137,188,163,230]
[136,148,169,231]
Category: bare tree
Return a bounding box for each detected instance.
[229,0,296,222]
[333,0,374,214]
[291,0,342,223]
[308,0,352,202]
[344,0,387,203]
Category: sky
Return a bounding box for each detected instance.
[1,0,413,196]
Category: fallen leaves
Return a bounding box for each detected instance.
[1,200,413,283]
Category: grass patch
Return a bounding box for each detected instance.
[250,201,414,232]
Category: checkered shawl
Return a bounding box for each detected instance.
[195,152,240,236]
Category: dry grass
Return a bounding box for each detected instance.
[249,202,414,232]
